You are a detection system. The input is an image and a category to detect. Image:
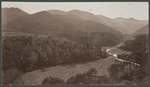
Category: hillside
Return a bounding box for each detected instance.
[4,9,122,36]
[4,11,75,35]
[69,10,100,22]
[69,10,148,34]
[113,17,148,34]
[2,7,28,26]
[3,8,147,34]
[96,15,119,32]
[132,24,148,36]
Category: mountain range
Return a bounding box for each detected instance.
[2,8,120,35]
[69,10,148,34]
[2,8,148,35]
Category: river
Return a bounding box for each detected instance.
[104,43,140,66]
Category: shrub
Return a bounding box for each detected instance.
[40,67,46,72]
[67,68,110,84]
[108,64,125,81]
[108,63,149,85]
[42,76,64,85]
[2,67,23,85]
[85,68,97,76]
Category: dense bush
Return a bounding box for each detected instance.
[108,63,149,85]
[2,67,23,85]
[42,76,65,85]
[120,35,148,52]
[121,67,148,84]
[60,31,123,47]
[108,64,125,83]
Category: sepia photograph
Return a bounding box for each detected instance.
[1,2,149,85]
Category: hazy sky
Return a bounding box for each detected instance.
[2,2,149,20]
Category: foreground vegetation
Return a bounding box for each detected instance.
[2,31,122,85]
[2,33,148,85]
[41,62,148,85]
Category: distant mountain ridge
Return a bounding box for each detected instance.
[5,11,75,34]
[69,10,100,22]
[68,10,148,34]
[113,17,148,34]
[4,9,121,36]
[2,8,148,35]
[47,10,69,15]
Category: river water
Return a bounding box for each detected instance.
[104,43,140,66]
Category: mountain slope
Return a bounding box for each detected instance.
[5,11,76,35]
[96,15,119,31]
[132,24,148,36]
[69,10,100,22]
[5,10,122,36]
[113,17,148,34]
[69,10,148,34]
[2,7,28,26]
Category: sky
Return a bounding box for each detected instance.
[2,2,149,20]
